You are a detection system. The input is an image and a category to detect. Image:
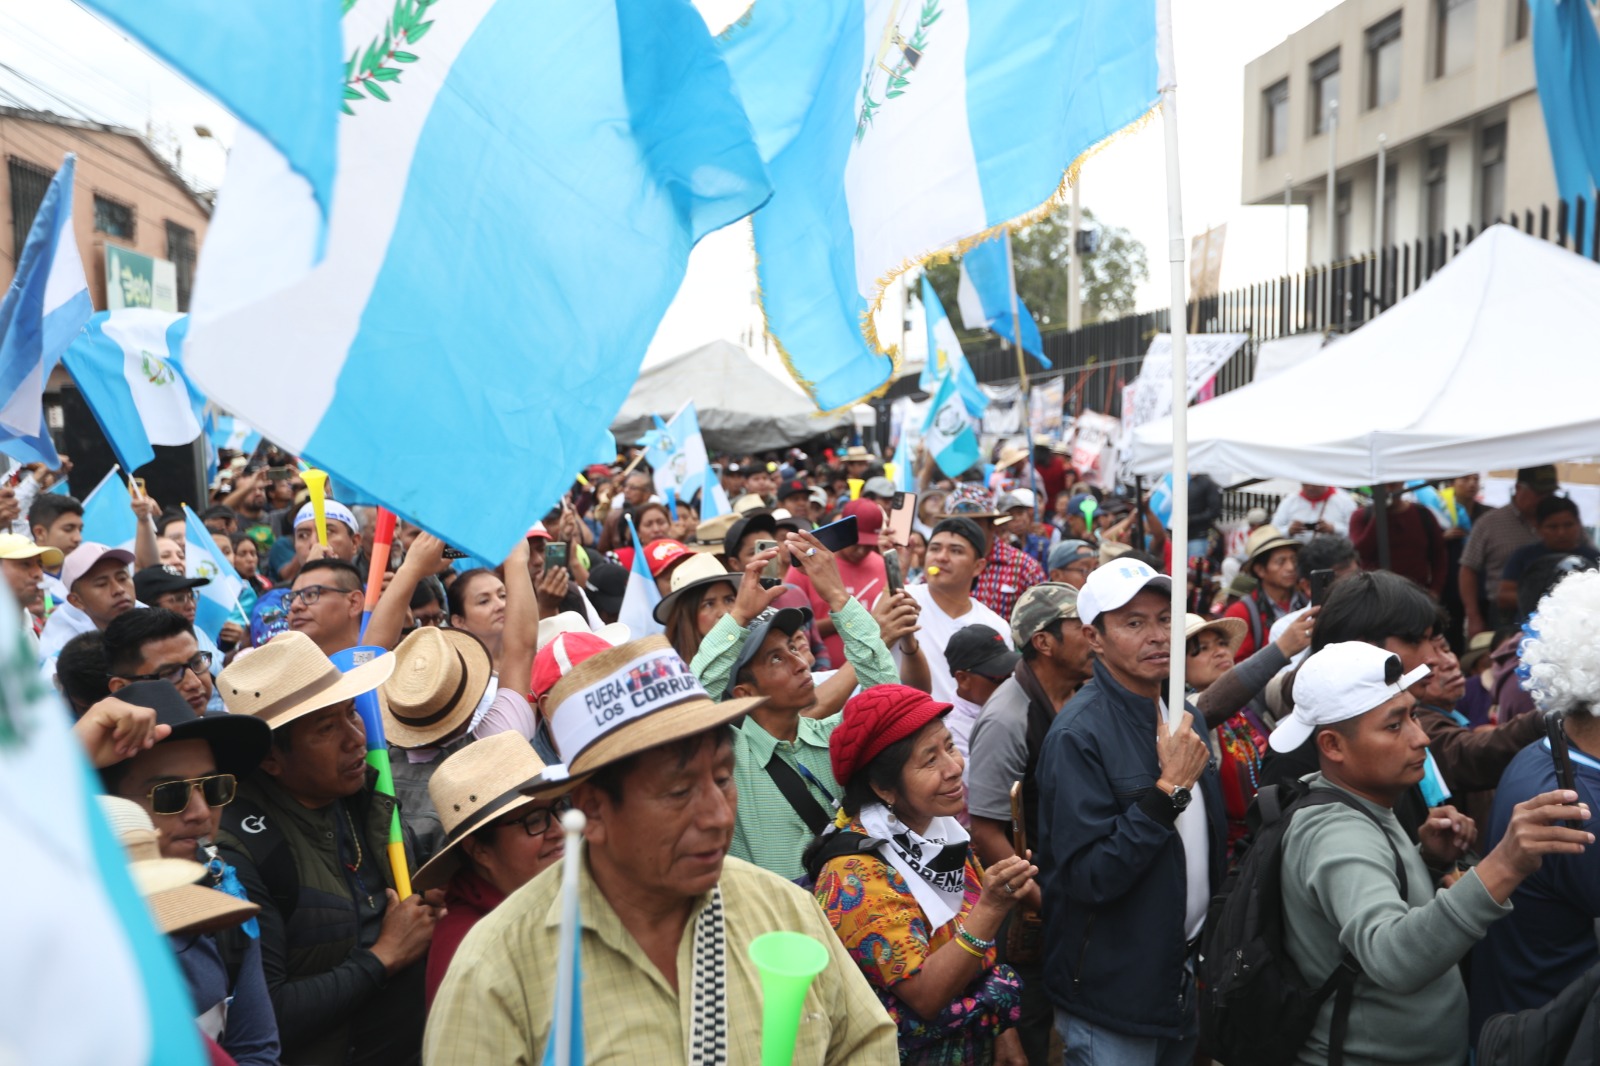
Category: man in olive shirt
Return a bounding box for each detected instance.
[426,635,896,1065]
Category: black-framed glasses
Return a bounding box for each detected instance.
[495,796,573,838]
[114,651,213,685]
[148,773,237,816]
[284,584,352,607]
[159,589,197,607]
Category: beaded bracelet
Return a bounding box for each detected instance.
[956,923,995,954]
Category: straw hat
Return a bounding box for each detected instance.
[733,494,768,516]
[1183,613,1247,656]
[1244,524,1301,565]
[218,631,395,729]
[537,611,630,650]
[379,627,495,748]
[1099,539,1134,565]
[841,445,875,463]
[411,732,575,893]
[686,512,740,552]
[535,635,763,781]
[99,797,259,937]
[996,444,1030,470]
[653,553,743,625]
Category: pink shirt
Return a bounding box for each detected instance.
[784,552,888,667]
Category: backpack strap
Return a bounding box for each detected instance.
[220,796,299,921]
[1295,788,1412,1066]
[764,753,832,836]
[800,830,887,885]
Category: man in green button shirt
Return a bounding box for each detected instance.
[718,529,901,881]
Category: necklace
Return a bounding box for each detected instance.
[341,802,363,874]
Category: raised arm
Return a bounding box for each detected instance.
[499,537,538,698]
[363,532,445,651]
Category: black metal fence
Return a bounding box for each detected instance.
[884,193,1600,425]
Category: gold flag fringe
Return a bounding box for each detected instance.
[752,98,1162,419]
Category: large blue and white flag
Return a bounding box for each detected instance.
[1532,0,1600,253]
[79,0,341,235]
[891,427,915,492]
[185,0,771,565]
[617,516,664,638]
[182,505,245,642]
[918,276,988,418]
[957,231,1049,366]
[209,414,263,455]
[721,0,1158,412]
[79,468,138,551]
[922,369,981,478]
[0,605,204,1066]
[0,154,92,467]
[63,311,204,475]
[644,402,711,498]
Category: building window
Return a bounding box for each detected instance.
[1425,144,1449,235]
[1513,0,1530,41]
[165,221,196,312]
[1436,0,1476,77]
[93,194,135,240]
[1381,163,1399,247]
[1335,181,1353,260]
[1310,50,1341,134]
[1366,13,1403,109]
[1263,79,1289,158]
[7,156,53,265]
[1479,123,1506,226]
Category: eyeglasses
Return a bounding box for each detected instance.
[284,584,353,607]
[148,773,237,816]
[495,796,573,837]
[114,651,213,685]
[159,589,197,607]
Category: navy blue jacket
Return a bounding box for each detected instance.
[1036,659,1226,1039]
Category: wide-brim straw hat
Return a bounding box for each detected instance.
[841,445,875,463]
[996,444,1030,470]
[411,732,577,893]
[219,631,395,730]
[530,635,764,784]
[686,512,740,553]
[1244,524,1301,565]
[99,797,260,936]
[1183,613,1247,656]
[379,626,495,748]
[653,552,742,625]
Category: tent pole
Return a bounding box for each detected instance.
[1373,483,1392,571]
[1158,0,1189,722]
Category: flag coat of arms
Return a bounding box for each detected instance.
[922,369,980,478]
[721,0,1160,412]
[63,310,204,475]
[184,0,771,564]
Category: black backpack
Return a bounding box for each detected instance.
[1198,781,1408,1066]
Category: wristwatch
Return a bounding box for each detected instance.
[1166,784,1193,813]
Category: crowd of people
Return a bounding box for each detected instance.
[3,442,1600,1066]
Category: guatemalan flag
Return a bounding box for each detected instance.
[922,368,981,478]
[79,467,138,552]
[643,402,712,500]
[182,504,246,642]
[617,515,664,638]
[62,311,205,475]
[957,231,1049,366]
[0,153,92,467]
[183,0,772,564]
[918,276,987,418]
[721,0,1160,412]
[209,414,263,455]
[0,599,204,1066]
[79,0,341,237]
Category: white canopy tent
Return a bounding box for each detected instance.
[1128,226,1600,486]
[611,339,852,454]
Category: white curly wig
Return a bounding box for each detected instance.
[1520,569,1600,715]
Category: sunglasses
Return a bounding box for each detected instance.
[114,651,213,685]
[147,773,237,816]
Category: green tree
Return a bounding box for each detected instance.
[922,207,1147,336]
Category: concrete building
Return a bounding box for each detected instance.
[2,106,211,311]
[1242,0,1556,265]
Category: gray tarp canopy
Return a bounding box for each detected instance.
[611,340,851,453]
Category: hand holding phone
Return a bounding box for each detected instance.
[543,542,569,573]
[1309,568,1335,607]
[883,548,904,594]
[886,492,917,549]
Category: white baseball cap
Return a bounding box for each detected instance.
[1267,641,1431,753]
[1077,560,1172,626]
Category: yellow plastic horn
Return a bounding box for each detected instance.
[301,469,331,547]
[847,478,864,501]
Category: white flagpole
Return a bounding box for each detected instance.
[552,808,587,1066]
[1157,0,1188,724]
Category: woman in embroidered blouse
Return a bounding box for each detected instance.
[809,684,1034,1066]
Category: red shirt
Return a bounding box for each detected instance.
[1349,503,1448,595]
[1036,454,1070,504]
[973,539,1046,622]
[785,551,888,667]
[425,869,508,1009]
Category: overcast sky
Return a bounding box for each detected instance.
[2,0,1341,368]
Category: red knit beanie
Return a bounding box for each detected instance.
[830,684,953,787]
